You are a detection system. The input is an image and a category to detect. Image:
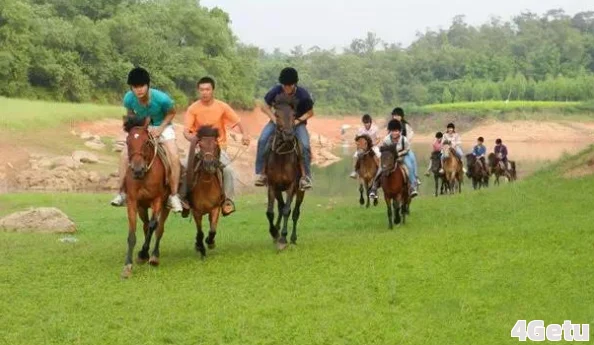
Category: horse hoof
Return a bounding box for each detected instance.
[290,239,297,245]
[207,242,216,250]
[277,242,288,251]
[136,257,148,265]
[121,264,132,279]
[148,256,160,266]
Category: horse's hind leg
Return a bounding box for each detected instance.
[290,190,305,244]
[136,207,150,264]
[192,211,206,258]
[359,183,364,206]
[266,188,278,242]
[205,208,220,250]
[278,190,294,251]
[150,207,169,266]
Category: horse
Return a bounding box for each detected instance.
[487,153,516,185]
[441,143,463,194]
[184,125,225,258]
[429,151,448,197]
[379,145,410,229]
[465,154,489,190]
[354,134,379,208]
[120,115,171,279]
[264,93,306,251]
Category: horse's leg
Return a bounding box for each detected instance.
[148,199,164,266]
[206,208,220,250]
[359,183,364,206]
[365,182,371,208]
[122,202,138,279]
[290,190,305,244]
[392,197,401,225]
[385,197,393,229]
[136,206,150,264]
[274,189,284,233]
[278,188,294,251]
[149,206,169,266]
[434,174,439,197]
[192,210,206,258]
[266,187,278,242]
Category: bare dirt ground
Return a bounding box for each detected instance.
[2,107,593,194]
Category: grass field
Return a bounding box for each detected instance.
[0,97,123,131]
[2,150,594,344]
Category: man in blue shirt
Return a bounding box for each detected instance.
[254,67,314,190]
[110,67,183,213]
[470,136,487,177]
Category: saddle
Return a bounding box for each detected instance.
[149,137,172,184]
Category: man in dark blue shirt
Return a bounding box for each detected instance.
[254,67,315,189]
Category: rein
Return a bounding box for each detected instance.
[272,131,298,155]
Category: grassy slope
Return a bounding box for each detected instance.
[1,148,594,344]
[0,97,123,131]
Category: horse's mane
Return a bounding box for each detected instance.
[354,134,374,154]
[123,115,148,133]
[380,144,397,153]
[197,125,219,139]
[274,93,297,108]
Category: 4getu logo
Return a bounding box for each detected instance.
[511,320,590,341]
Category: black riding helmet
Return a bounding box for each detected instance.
[362,114,372,123]
[127,67,151,86]
[436,131,443,139]
[447,122,455,129]
[391,107,404,117]
[387,119,402,131]
[496,138,502,144]
[478,136,484,142]
[279,67,299,85]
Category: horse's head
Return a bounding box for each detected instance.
[124,115,152,179]
[441,141,454,159]
[380,144,398,171]
[355,134,373,156]
[197,125,221,174]
[487,152,497,167]
[273,93,297,141]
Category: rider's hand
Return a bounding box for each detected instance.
[241,135,250,146]
[149,127,163,138]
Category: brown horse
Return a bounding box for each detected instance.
[441,143,463,194]
[121,116,171,279]
[429,151,447,197]
[379,145,409,229]
[465,154,489,190]
[185,126,225,258]
[487,153,517,185]
[265,93,306,251]
[354,134,379,208]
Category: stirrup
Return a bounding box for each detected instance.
[221,199,235,217]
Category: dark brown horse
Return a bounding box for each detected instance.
[121,116,171,279]
[465,154,489,190]
[487,153,517,185]
[379,145,409,229]
[265,94,306,250]
[354,134,379,208]
[429,151,447,197]
[441,143,463,194]
[185,126,225,258]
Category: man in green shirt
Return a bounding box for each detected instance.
[110,67,183,213]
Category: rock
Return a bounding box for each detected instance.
[80,132,93,140]
[72,150,99,164]
[85,140,105,150]
[51,156,81,170]
[0,207,76,234]
[36,158,53,169]
[92,135,101,141]
[87,171,101,183]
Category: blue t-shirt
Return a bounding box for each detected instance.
[472,144,486,157]
[264,85,314,121]
[123,88,174,126]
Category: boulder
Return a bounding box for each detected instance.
[85,140,105,150]
[0,207,76,234]
[72,150,99,164]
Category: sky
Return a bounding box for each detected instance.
[200,0,591,52]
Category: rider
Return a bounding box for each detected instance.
[110,67,183,213]
[391,107,420,186]
[440,122,467,174]
[254,67,314,190]
[470,136,487,177]
[494,138,511,171]
[183,76,250,216]
[349,114,380,179]
[369,119,418,199]
[424,131,443,176]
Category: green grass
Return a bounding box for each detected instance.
[0,97,123,131]
[2,149,594,345]
[421,100,583,113]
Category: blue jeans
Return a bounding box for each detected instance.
[408,150,418,176]
[403,153,417,189]
[255,121,311,177]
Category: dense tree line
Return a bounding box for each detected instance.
[1,1,593,113]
